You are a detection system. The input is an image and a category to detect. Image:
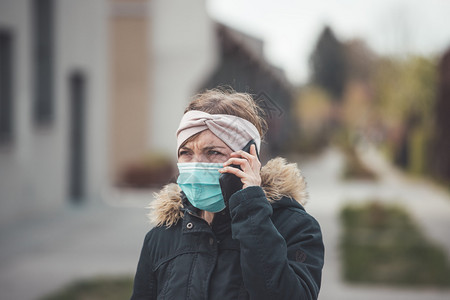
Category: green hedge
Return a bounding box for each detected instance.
[40,275,134,300]
[340,201,450,287]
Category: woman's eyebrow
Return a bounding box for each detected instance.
[203,146,226,150]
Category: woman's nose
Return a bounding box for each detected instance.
[191,153,208,163]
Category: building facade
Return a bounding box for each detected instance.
[0,0,109,225]
[0,0,217,225]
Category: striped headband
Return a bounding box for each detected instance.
[176,110,261,153]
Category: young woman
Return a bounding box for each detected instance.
[131,89,324,299]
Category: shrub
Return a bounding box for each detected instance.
[118,152,176,188]
[40,275,134,300]
[340,201,450,287]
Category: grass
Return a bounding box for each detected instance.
[40,275,134,300]
[340,201,450,287]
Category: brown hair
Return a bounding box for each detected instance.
[185,87,268,139]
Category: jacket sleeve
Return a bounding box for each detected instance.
[229,186,324,300]
[130,231,157,300]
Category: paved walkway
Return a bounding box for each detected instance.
[0,146,449,299]
[298,146,450,300]
[0,192,153,300]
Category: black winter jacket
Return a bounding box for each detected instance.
[131,158,324,300]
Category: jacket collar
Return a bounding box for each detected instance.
[147,157,308,227]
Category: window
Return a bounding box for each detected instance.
[69,71,86,201]
[0,29,13,144]
[33,0,54,125]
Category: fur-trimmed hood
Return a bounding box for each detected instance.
[148,157,308,227]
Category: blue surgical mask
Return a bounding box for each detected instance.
[177,162,225,213]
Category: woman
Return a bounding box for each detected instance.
[131,89,324,299]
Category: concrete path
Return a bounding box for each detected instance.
[298,146,450,300]
[0,146,449,300]
[0,190,154,300]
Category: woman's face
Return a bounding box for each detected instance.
[177,130,233,163]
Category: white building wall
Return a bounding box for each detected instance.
[149,0,218,157]
[57,0,109,203]
[0,0,217,225]
[0,0,41,225]
[0,0,109,226]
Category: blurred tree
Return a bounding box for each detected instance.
[340,39,377,138]
[373,55,436,173]
[309,26,347,101]
[344,38,376,83]
[431,48,450,181]
[293,85,333,153]
[341,81,373,133]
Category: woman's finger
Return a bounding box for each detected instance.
[219,166,246,178]
[230,149,258,164]
[230,149,253,159]
[223,144,261,188]
[223,157,250,168]
[249,144,257,156]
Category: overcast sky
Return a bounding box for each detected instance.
[207,0,450,84]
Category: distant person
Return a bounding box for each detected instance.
[130,88,324,299]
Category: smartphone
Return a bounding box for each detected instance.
[219,140,259,206]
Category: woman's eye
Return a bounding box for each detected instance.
[208,150,222,156]
[179,151,189,156]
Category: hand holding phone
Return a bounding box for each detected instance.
[219,140,260,206]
